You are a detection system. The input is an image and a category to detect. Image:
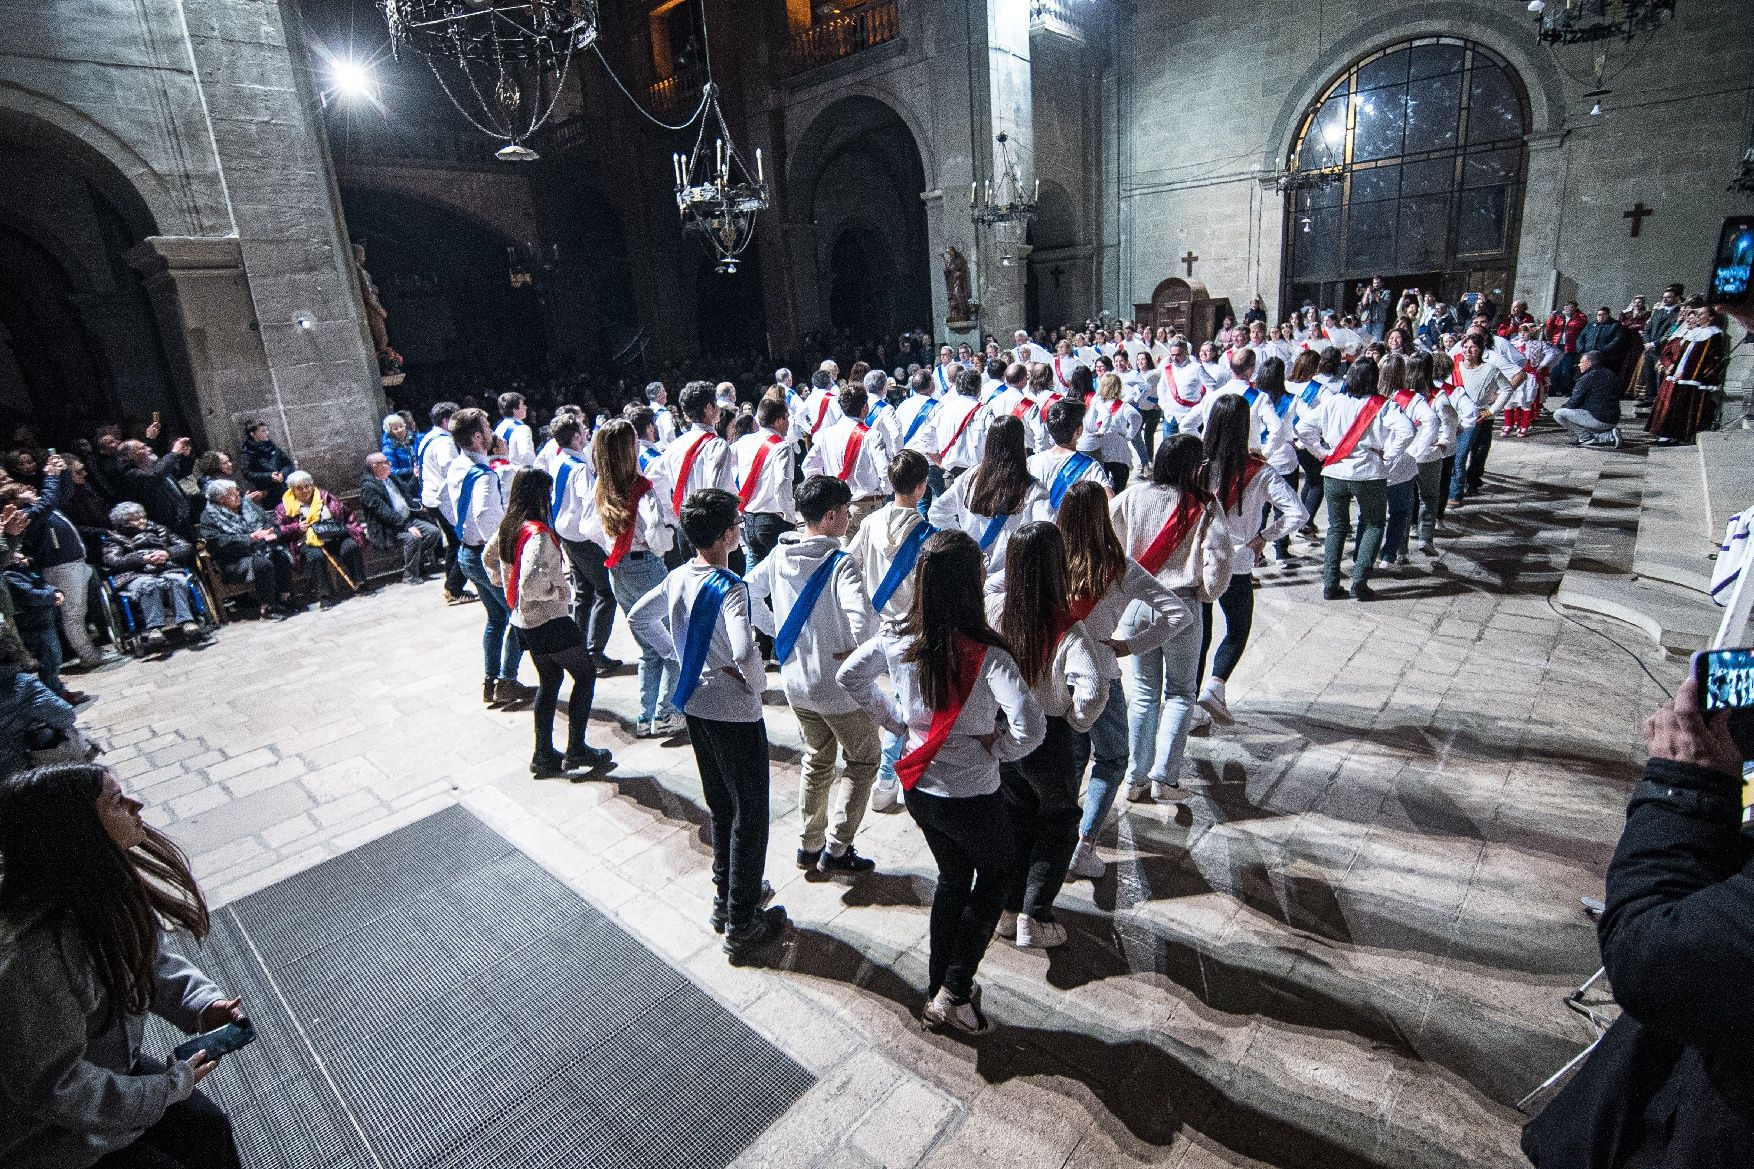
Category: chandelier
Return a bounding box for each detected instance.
[1272,165,1344,194]
[671,84,769,274]
[1528,0,1676,44]
[971,132,1037,227]
[1732,149,1754,196]
[381,0,599,161]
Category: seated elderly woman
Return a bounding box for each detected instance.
[274,470,365,609]
[197,478,295,621]
[102,502,203,648]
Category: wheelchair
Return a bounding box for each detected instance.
[91,568,221,657]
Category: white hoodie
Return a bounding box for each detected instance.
[745,533,876,716]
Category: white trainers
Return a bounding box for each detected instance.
[1198,679,1233,725]
[1015,915,1068,948]
[1151,779,1181,801]
[1067,840,1105,879]
[996,910,1019,939]
[1123,782,1151,804]
[870,776,901,812]
[922,984,994,1034]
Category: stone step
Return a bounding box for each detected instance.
[1630,444,1714,592]
[1554,571,1720,654]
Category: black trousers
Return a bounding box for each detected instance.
[742,512,790,570]
[1138,408,1163,462]
[1294,448,1325,527]
[530,642,597,757]
[1465,424,1492,494]
[1198,572,1255,684]
[307,537,364,600]
[998,717,1078,921]
[687,715,772,927]
[224,547,293,609]
[560,537,616,655]
[93,1067,240,1169]
[1102,462,1131,493]
[428,507,468,594]
[905,787,1012,998]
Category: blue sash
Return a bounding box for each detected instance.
[773,551,845,666]
[415,430,437,468]
[1271,393,1294,418]
[454,463,490,543]
[934,366,950,395]
[551,454,583,525]
[977,512,1008,551]
[1049,452,1096,510]
[871,519,932,613]
[902,398,939,444]
[1243,387,1260,407]
[638,445,659,473]
[496,419,519,443]
[671,568,740,712]
[864,402,889,427]
[1299,382,1323,408]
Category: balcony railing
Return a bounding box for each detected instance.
[1029,0,1087,41]
[787,0,901,76]
[646,63,708,121]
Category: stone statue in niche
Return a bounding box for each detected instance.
[351,242,402,381]
[942,245,976,329]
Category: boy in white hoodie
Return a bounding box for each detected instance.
[746,476,882,875]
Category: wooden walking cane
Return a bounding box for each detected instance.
[317,543,359,592]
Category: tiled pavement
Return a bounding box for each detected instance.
[82,433,1677,1168]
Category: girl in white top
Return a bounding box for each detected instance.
[927,416,1047,598]
[837,530,1046,1033]
[1249,356,1300,480]
[991,522,1105,948]
[1373,353,1438,571]
[1392,352,1456,561]
[587,420,680,736]
[1080,372,1144,491]
[1109,435,1234,801]
[1058,479,1192,879]
[1285,348,1331,531]
[1505,321,1559,436]
[483,468,612,776]
[1449,332,1515,505]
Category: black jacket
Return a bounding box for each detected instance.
[241,438,295,497]
[100,522,194,590]
[1565,367,1622,427]
[1578,321,1630,367]
[121,454,192,534]
[357,474,417,549]
[1522,758,1754,1167]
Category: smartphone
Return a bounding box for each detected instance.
[173,1016,256,1063]
[1693,647,1754,760]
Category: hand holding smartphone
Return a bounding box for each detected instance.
[1691,647,1754,760]
[173,1016,256,1063]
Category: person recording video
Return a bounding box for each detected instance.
[1522,671,1754,1167]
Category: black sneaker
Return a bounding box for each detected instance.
[592,653,622,672]
[817,846,876,874]
[709,880,775,934]
[796,847,823,870]
[562,746,613,773]
[1322,584,1347,601]
[1351,582,1377,602]
[723,906,788,960]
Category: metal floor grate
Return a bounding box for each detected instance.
[154,805,813,1169]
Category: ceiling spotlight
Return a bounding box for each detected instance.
[328,58,376,102]
[1527,0,1545,13]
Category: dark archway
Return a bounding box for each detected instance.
[338,185,545,401]
[787,95,931,348]
[1282,37,1530,314]
[0,119,186,444]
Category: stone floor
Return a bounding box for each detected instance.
[82,431,1678,1168]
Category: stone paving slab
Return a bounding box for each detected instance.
[75,432,1677,1168]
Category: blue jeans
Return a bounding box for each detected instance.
[1075,677,1130,839]
[607,552,678,722]
[1449,423,1479,501]
[457,546,523,682]
[1380,479,1416,563]
[878,728,904,785]
[1127,616,1202,787]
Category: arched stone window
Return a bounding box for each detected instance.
[1283,37,1530,314]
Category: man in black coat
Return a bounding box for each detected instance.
[1578,308,1630,372]
[1554,351,1624,448]
[1522,674,1753,1168]
[117,438,194,534]
[359,452,441,585]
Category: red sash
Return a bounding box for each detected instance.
[505,521,557,609]
[895,637,989,791]
[737,434,780,511]
[672,431,714,517]
[1167,367,1201,408]
[607,478,652,568]
[1053,357,1072,389]
[1322,396,1387,468]
[1136,495,1204,576]
[838,424,869,481]
[938,401,980,459]
[1392,389,1415,410]
[1011,397,1036,419]
[811,394,833,435]
[1223,456,1268,513]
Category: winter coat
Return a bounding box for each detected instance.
[100,522,194,591]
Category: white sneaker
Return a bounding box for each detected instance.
[1067,840,1105,879]
[996,910,1019,939]
[1015,915,1068,948]
[1123,782,1151,804]
[1151,779,1181,801]
[870,777,901,812]
[921,984,994,1034]
[650,713,685,738]
[1198,679,1233,725]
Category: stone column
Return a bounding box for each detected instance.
[971,0,1034,339]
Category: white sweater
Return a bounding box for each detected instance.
[1294,393,1416,482]
[927,471,1048,589]
[580,479,676,560]
[1026,623,1106,731]
[744,534,875,716]
[482,526,571,630]
[846,502,929,624]
[628,561,766,723]
[1075,560,1193,679]
[1219,465,1309,574]
[1108,483,1235,603]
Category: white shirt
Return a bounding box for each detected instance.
[846,502,929,624]
[650,424,734,518]
[495,418,535,467]
[581,477,675,559]
[1014,340,1053,366]
[651,404,679,445]
[418,428,458,510]
[1452,361,1514,429]
[1024,624,1106,730]
[801,388,842,439]
[837,631,1045,799]
[927,470,1047,591]
[444,450,505,547]
[1079,400,1142,465]
[894,394,943,458]
[931,392,986,471]
[1217,463,1309,574]
[744,533,876,716]
[628,561,765,723]
[1294,393,1417,481]
[1159,360,1209,422]
[803,417,893,500]
[1026,449,1112,517]
[549,447,596,542]
[1382,393,1440,484]
[731,429,795,519]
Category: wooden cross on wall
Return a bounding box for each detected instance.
[1181,250,1198,277]
[1624,202,1653,238]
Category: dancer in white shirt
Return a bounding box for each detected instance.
[1027,399,1112,517]
[927,416,1046,596]
[1080,373,1143,491]
[494,392,536,468]
[931,367,987,483]
[417,400,473,604]
[801,369,843,443]
[803,379,894,536]
[1158,341,1210,440]
[1448,332,1516,506]
[445,407,534,708]
[732,396,796,572]
[546,413,619,670]
[646,381,679,445]
[1126,350,1164,464]
[650,381,737,557]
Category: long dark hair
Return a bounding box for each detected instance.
[999,522,1069,688]
[901,531,1008,710]
[1069,363,1095,401]
[0,764,209,1024]
[1059,479,1126,602]
[1406,351,1435,397]
[1255,355,1287,402]
[1149,432,1208,498]
[1377,353,1407,395]
[1203,395,1256,511]
[1343,356,1380,398]
[967,416,1036,519]
[495,467,553,567]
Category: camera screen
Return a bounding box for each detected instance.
[1703,648,1754,712]
[1710,216,1754,301]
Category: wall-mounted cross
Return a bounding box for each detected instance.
[1181,250,1199,277]
[1624,202,1654,238]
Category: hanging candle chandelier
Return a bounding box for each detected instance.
[1528,0,1676,44]
[970,132,1037,228]
[671,83,770,274]
[380,0,599,161]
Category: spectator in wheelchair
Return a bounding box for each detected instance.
[273,471,366,610]
[103,502,205,650]
[198,479,296,622]
[360,452,442,586]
